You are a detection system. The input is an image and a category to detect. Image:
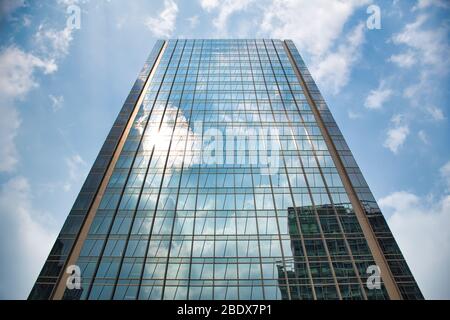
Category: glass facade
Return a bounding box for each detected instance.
[29,39,423,300]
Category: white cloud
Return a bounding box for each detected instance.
[389,13,448,138]
[145,0,178,38]
[441,161,450,190]
[0,104,21,173]
[198,0,369,93]
[34,0,82,60]
[348,110,363,120]
[0,46,57,172]
[381,191,450,299]
[0,4,77,172]
[418,129,429,145]
[200,0,255,38]
[365,81,393,110]
[199,0,255,35]
[210,0,254,34]
[389,51,416,68]
[413,0,450,10]
[35,25,74,60]
[0,176,57,299]
[426,105,445,121]
[49,94,64,112]
[187,15,199,28]
[384,125,409,154]
[261,0,369,56]
[402,70,433,108]
[22,14,31,27]
[383,115,409,154]
[0,46,57,99]
[311,23,366,95]
[57,0,81,5]
[63,154,87,192]
[200,0,220,11]
[261,0,369,94]
[391,14,450,72]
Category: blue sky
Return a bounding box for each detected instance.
[0,0,449,300]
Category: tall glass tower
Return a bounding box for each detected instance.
[29,39,423,300]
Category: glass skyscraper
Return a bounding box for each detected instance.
[29,39,423,300]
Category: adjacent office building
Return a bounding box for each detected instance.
[29,39,423,300]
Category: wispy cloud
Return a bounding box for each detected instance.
[385,12,450,154]
[381,158,450,300]
[441,161,450,191]
[312,23,366,95]
[0,176,57,299]
[0,46,57,172]
[187,15,199,28]
[426,105,445,122]
[402,71,431,107]
[261,0,369,94]
[365,81,393,110]
[204,0,254,35]
[261,0,369,56]
[49,94,64,112]
[35,24,75,60]
[390,14,450,72]
[0,46,57,99]
[63,154,87,192]
[348,110,363,120]
[382,190,450,299]
[0,104,21,173]
[383,8,450,158]
[383,115,410,154]
[57,0,82,6]
[145,0,178,38]
[388,51,416,68]
[200,0,219,11]
[418,129,430,145]
[413,0,450,11]
[0,0,79,173]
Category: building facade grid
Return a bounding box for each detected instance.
[29,39,423,300]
